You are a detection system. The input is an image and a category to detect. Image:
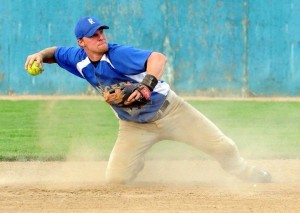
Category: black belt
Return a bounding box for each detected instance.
[159,99,170,113]
[149,99,170,122]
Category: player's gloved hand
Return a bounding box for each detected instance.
[103,87,125,106]
[103,74,158,108]
[123,83,151,106]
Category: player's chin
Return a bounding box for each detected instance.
[98,43,108,52]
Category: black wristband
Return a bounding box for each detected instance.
[141,74,158,91]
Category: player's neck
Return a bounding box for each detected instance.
[86,52,104,62]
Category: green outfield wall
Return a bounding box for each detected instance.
[0,0,299,96]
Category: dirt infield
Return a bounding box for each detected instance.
[0,160,299,212]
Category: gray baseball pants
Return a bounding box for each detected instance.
[105,90,247,184]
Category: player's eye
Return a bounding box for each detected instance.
[88,34,97,38]
[89,30,104,38]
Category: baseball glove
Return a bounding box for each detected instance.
[103,83,151,108]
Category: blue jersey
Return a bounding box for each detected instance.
[54,43,170,123]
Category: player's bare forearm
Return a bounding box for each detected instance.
[25,47,57,71]
[127,52,166,103]
[146,52,167,80]
[38,47,57,63]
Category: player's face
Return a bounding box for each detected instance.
[79,29,109,55]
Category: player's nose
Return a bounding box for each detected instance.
[95,31,104,40]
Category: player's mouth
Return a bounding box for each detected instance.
[97,42,108,51]
[98,41,107,47]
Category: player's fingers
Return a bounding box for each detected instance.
[24,55,37,70]
[126,90,141,103]
[24,56,32,70]
[126,91,136,102]
[36,60,44,71]
[133,91,142,100]
[24,54,44,70]
[34,54,45,71]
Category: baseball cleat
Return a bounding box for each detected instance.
[248,167,272,183]
[239,167,272,183]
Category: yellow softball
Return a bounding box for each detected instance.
[27,61,42,76]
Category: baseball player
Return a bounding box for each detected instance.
[24,16,271,184]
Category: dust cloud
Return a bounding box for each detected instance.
[3,98,297,188]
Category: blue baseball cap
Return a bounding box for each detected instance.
[74,16,109,39]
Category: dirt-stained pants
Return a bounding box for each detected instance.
[106,90,247,184]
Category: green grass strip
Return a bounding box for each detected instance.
[0,99,299,161]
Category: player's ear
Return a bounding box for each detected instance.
[77,39,85,47]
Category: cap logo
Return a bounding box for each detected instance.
[88,18,95,25]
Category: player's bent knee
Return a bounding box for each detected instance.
[105,176,127,185]
[105,170,138,185]
[105,170,129,184]
[105,160,145,184]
